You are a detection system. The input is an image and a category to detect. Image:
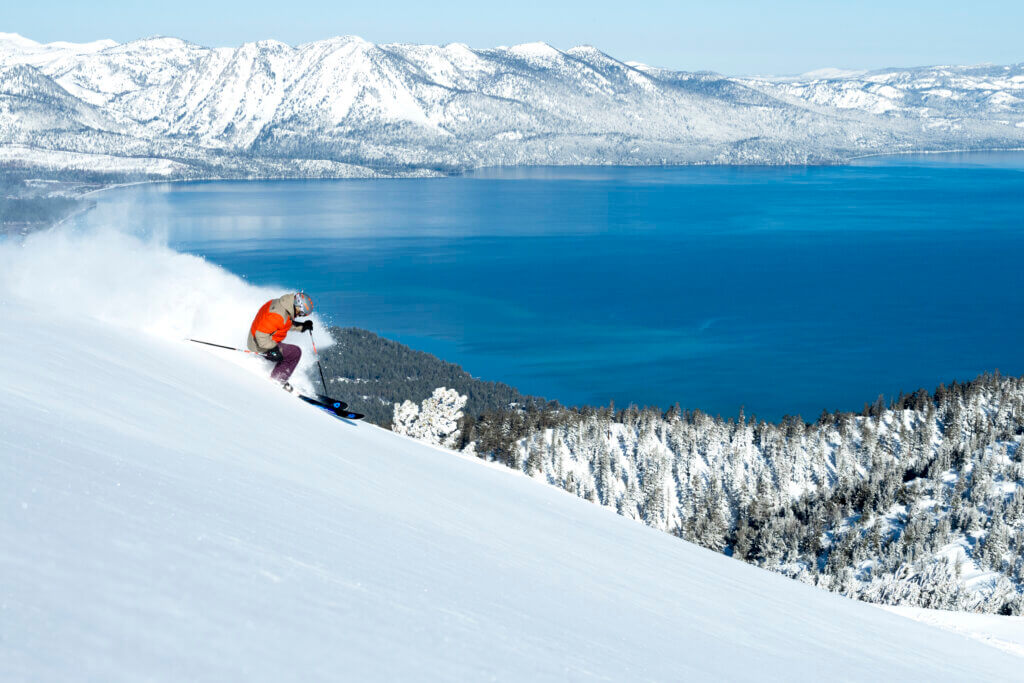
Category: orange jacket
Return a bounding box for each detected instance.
[248,295,296,352]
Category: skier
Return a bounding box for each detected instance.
[248,292,314,390]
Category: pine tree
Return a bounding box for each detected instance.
[733,508,754,561]
[391,387,468,449]
[392,400,420,438]
[984,520,1010,572]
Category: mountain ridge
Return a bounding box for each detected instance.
[2,33,1022,180]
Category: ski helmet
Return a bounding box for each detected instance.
[294,291,314,316]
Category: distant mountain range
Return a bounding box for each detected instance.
[2,32,1022,179]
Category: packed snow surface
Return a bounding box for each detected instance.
[883,605,1024,659]
[2,226,1023,680]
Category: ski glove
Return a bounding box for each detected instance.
[298,320,313,332]
[265,347,284,363]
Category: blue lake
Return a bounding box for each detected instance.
[86,152,1024,420]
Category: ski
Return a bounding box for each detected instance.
[298,394,364,421]
[296,329,364,420]
[315,394,347,411]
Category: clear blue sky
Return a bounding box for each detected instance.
[7,0,1023,75]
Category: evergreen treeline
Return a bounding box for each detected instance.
[0,173,99,231]
[0,195,85,228]
[470,373,1024,614]
[317,327,552,425]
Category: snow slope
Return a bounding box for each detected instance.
[1,226,1023,680]
[883,605,1024,659]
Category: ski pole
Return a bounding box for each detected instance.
[308,329,329,393]
[188,338,258,354]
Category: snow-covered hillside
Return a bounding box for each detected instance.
[489,385,1024,614]
[2,33,1023,178]
[2,228,1024,679]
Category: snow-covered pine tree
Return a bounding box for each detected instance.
[422,387,468,448]
[395,387,468,449]
[392,400,421,438]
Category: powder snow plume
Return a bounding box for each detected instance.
[0,222,330,392]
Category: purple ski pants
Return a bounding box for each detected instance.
[269,342,302,382]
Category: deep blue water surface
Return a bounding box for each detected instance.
[87,153,1024,420]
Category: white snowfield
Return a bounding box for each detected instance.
[2,227,1023,681]
[882,605,1024,659]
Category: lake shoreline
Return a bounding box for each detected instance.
[69,155,1024,420]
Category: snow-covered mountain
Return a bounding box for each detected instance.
[2,222,1024,679]
[2,33,1023,179]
